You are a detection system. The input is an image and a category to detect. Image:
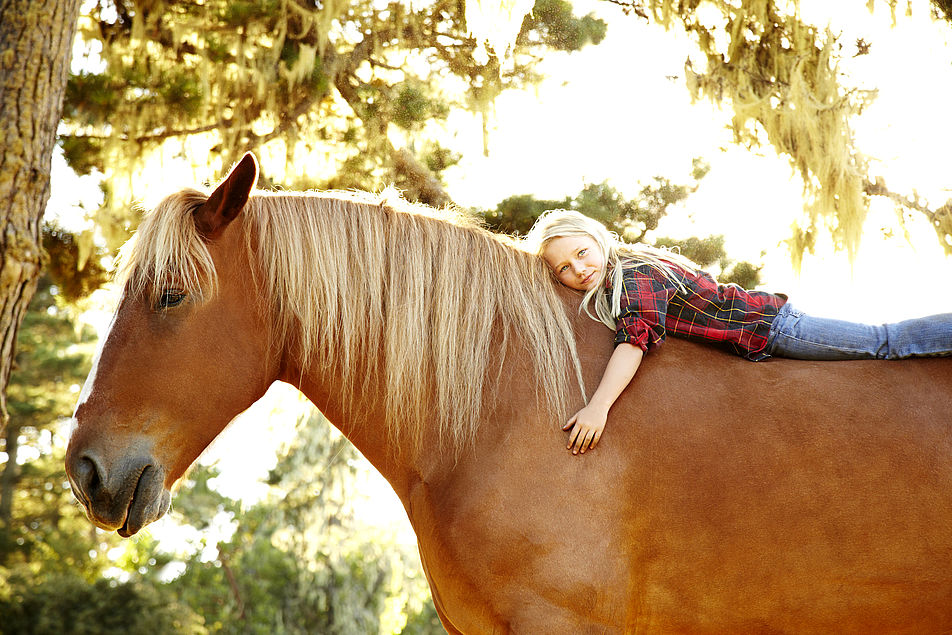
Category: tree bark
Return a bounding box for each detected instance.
[0,0,81,434]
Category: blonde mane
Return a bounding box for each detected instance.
[119,187,584,456]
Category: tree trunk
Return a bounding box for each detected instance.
[0,0,81,434]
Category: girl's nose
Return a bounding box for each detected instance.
[571,261,586,275]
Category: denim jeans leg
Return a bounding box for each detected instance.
[766,303,952,360]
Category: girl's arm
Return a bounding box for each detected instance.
[563,342,644,454]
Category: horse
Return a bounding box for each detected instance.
[66,153,952,633]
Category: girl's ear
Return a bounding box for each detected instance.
[194,153,259,240]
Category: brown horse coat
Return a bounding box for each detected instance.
[66,155,952,633]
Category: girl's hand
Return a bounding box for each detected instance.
[560,343,644,456]
[563,403,609,455]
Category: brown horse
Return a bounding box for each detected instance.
[67,154,952,633]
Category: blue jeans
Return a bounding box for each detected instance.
[766,303,952,360]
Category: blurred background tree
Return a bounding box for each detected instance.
[165,412,440,634]
[0,226,106,564]
[0,226,205,634]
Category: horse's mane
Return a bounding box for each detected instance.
[119,187,584,456]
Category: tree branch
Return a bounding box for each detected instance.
[391,145,454,208]
[863,177,939,223]
[863,177,952,249]
[217,545,246,620]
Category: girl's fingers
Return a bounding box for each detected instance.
[566,425,580,450]
[580,430,594,453]
[562,414,577,431]
[591,428,603,450]
[573,428,592,454]
[568,425,604,454]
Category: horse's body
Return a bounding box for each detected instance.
[66,155,952,633]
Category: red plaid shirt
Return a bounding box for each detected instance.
[611,262,787,360]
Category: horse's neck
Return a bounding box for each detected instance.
[285,362,423,500]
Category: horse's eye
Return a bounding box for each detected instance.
[157,290,186,310]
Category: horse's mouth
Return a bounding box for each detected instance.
[117,465,171,537]
[78,464,171,537]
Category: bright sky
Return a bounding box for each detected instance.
[444,0,952,322]
[46,0,952,554]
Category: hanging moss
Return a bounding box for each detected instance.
[58,135,103,177]
[471,0,952,260]
[41,224,109,304]
[659,0,876,261]
[61,0,608,248]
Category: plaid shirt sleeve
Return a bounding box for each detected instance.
[613,265,676,352]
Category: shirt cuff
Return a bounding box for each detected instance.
[614,322,662,352]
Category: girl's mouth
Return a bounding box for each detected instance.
[581,271,595,287]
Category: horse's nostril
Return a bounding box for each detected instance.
[72,454,104,502]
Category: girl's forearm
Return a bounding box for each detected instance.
[563,342,644,454]
[588,343,644,412]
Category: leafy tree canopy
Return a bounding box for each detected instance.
[61,0,607,255]
[470,0,952,263]
[484,160,764,288]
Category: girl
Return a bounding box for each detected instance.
[524,209,952,455]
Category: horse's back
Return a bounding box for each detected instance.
[422,332,952,632]
[606,338,952,631]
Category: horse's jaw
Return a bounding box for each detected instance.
[65,430,172,536]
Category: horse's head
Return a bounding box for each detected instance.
[65,154,279,536]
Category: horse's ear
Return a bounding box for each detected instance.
[194,153,259,240]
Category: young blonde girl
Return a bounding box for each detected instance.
[525,209,952,455]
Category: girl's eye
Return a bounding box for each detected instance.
[157,290,186,310]
[578,249,587,256]
[559,265,569,273]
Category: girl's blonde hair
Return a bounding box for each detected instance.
[524,209,697,330]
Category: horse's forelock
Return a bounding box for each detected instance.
[117,189,218,304]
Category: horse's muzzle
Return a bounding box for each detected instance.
[66,445,171,537]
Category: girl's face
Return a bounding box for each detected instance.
[543,235,605,291]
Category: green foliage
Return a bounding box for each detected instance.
[421,142,462,175]
[520,0,608,50]
[398,599,444,635]
[720,260,763,290]
[483,163,764,288]
[0,226,195,633]
[0,239,116,605]
[164,414,437,633]
[42,224,109,303]
[484,163,707,239]
[485,192,565,235]
[392,84,450,132]
[0,572,206,635]
[62,0,607,249]
[59,135,104,177]
[64,71,121,126]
